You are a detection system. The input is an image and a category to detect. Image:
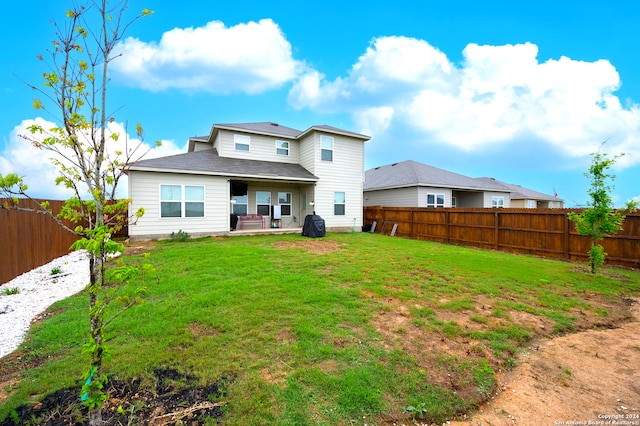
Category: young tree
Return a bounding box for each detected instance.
[0,1,153,424]
[568,143,638,273]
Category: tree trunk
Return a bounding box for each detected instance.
[88,246,105,426]
[590,239,596,274]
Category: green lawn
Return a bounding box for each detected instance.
[1,232,639,425]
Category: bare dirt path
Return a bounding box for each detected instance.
[450,298,640,426]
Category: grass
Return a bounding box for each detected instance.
[2,287,20,295]
[1,232,639,425]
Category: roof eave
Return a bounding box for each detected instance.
[212,124,298,140]
[364,183,511,193]
[127,165,318,182]
[298,126,371,141]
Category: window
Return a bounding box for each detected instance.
[334,192,345,215]
[321,135,333,162]
[427,193,445,208]
[160,185,181,218]
[452,197,457,208]
[160,184,204,218]
[256,191,271,216]
[234,134,250,151]
[492,196,505,208]
[185,186,205,217]
[527,200,536,208]
[276,140,289,156]
[278,192,292,216]
[232,194,248,215]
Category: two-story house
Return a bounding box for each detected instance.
[126,122,370,240]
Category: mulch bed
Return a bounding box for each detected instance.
[1,368,233,425]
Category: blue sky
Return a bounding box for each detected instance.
[1,0,639,206]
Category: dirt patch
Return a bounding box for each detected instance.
[123,240,157,256]
[0,367,232,426]
[366,291,640,425]
[450,297,640,426]
[272,240,343,254]
[369,295,499,410]
[188,321,224,339]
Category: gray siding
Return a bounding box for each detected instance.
[128,171,229,238]
[310,132,365,229]
[416,187,453,207]
[483,191,511,208]
[364,187,419,207]
[192,142,211,152]
[453,191,485,207]
[216,129,300,164]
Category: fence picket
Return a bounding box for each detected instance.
[364,206,640,269]
[0,199,128,284]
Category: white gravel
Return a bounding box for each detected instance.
[0,250,91,359]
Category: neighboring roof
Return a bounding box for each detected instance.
[474,177,562,201]
[190,122,370,151]
[364,160,509,192]
[128,148,318,182]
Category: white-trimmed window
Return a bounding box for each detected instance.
[321,135,334,162]
[334,191,345,215]
[234,134,250,151]
[256,191,271,216]
[492,196,505,208]
[452,196,457,208]
[232,195,247,215]
[160,184,205,218]
[427,193,445,208]
[276,140,289,156]
[527,200,536,208]
[278,192,292,216]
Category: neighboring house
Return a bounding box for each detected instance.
[474,177,564,208]
[127,122,370,240]
[364,160,512,208]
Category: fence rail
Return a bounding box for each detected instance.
[0,199,128,284]
[364,206,640,269]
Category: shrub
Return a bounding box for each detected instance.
[170,230,190,242]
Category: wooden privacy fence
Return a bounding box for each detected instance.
[0,199,128,284]
[364,206,640,269]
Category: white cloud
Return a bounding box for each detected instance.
[1,118,184,199]
[289,37,640,167]
[289,36,455,111]
[353,106,395,136]
[111,19,304,94]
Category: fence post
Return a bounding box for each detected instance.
[564,212,570,260]
[494,210,500,250]
[445,209,450,244]
[411,208,415,239]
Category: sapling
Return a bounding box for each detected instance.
[0,2,154,424]
[568,143,638,273]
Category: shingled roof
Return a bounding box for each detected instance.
[213,122,302,139]
[474,177,561,201]
[200,122,370,142]
[128,148,318,182]
[364,160,508,192]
